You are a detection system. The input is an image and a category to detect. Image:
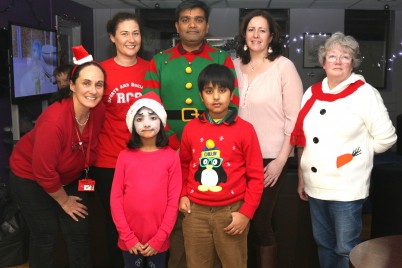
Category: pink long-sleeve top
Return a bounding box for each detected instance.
[110,147,182,252]
[234,56,303,158]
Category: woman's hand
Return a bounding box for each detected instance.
[223,212,249,236]
[296,147,308,201]
[263,159,285,188]
[61,195,88,221]
[297,173,308,201]
[49,187,88,221]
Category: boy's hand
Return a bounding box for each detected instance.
[129,242,145,255]
[179,196,191,213]
[141,243,158,256]
[223,212,249,236]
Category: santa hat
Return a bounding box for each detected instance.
[126,92,167,133]
[72,45,93,65]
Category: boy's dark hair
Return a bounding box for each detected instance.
[51,62,106,104]
[127,119,168,149]
[107,12,141,36]
[175,0,210,22]
[198,64,235,93]
[53,64,74,77]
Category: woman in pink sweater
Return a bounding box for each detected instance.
[234,10,303,267]
[110,92,181,268]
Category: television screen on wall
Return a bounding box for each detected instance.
[8,22,58,104]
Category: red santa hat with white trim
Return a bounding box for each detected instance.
[126,92,167,133]
[72,45,93,65]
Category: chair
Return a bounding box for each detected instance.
[370,163,402,238]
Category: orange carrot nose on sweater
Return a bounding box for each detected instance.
[336,147,361,168]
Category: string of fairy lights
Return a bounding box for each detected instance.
[283,32,402,72]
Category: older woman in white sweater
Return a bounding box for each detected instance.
[292,32,397,268]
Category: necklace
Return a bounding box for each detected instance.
[75,112,90,126]
[249,58,266,72]
[250,62,256,72]
[249,61,260,72]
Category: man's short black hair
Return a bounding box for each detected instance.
[175,0,210,22]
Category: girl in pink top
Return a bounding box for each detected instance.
[110,92,182,268]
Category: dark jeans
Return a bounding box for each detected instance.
[90,166,124,268]
[247,159,288,266]
[9,172,91,268]
[123,250,167,268]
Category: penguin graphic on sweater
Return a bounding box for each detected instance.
[195,139,227,192]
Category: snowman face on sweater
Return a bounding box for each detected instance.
[133,107,161,139]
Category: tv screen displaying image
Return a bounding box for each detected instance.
[9,22,58,104]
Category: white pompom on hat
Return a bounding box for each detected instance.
[126,92,167,133]
[72,45,93,65]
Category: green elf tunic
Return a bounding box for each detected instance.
[143,41,239,145]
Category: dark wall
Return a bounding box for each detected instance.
[0,0,93,182]
[0,0,93,51]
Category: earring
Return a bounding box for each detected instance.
[268,46,273,54]
[243,44,248,51]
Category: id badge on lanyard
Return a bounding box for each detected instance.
[78,168,95,192]
[75,115,96,192]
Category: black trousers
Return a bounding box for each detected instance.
[9,172,91,268]
[90,166,124,268]
[247,159,288,267]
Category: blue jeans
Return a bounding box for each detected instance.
[122,250,167,268]
[308,197,364,268]
[9,172,91,268]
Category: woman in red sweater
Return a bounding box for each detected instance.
[9,46,105,268]
[90,12,149,266]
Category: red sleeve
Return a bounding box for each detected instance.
[238,124,264,219]
[110,151,139,250]
[179,125,192,197]
[165,123,180,150]
[31,120,64,193]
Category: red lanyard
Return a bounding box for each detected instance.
[74,115,93,176]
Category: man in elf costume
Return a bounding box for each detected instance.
[143,1,239,267]
[143,0,239,147]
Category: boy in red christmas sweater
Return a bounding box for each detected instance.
[179,64,264,268]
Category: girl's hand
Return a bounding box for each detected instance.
[141,243,158,256]
[223,212,249,236]
[61,195,88,221]
[129,242,145,255]
[263,159,285,188]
